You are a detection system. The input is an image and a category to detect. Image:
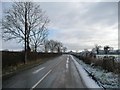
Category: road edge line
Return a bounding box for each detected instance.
[32,67,45,74]
[31,69,52,90]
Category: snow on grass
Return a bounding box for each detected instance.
[70,55,100,88]
[71,55,119,88]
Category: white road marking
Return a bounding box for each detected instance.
[66,63,68,69]
[31,70,52,90]
[66,57,69,70]
[33,67,45,74]
[67,57,69,63]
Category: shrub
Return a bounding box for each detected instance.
[2,51,62,68]
[102,56,115,72]
[74,55,118,73]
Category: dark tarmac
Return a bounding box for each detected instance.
[3,55,86,89]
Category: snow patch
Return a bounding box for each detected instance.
[70,55,100,88]
[71,55,119,88]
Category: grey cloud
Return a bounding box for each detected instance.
[59,2,117,29]
[82,2,118,26]
[41,2,117,35]
[2,2,118,51]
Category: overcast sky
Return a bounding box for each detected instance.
[0,1,118,51]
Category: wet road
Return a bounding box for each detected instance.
[3,55,86,89]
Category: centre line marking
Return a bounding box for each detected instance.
[31,70,52,90]
[33,67,45,74]
[66,57,69,70]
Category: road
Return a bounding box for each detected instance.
[3,55,86,89]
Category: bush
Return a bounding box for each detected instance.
[94,59,103,67]
[102,56,115,72]
[2,51,24,67]
[73,54,118,73]
[2,51,62,68]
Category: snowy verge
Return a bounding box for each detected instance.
[70,55,101,88]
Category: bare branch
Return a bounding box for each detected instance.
[2,2,50,53]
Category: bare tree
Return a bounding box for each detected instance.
[55,41,63,53]
[44,40,63,53]
[63,47,67,53]
[47,40,58,53]
[2,2,49,63]
[30,18,49,52]
[104,45,110,54]
[95,44,101,54]
[43,40,50,53]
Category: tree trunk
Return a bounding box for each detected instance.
[97,49,99,54]
[24,39,27,64]
[27,38,31,52]
[58,47,60,53]
[35,44,37,52]
[51,49,53,53]
[45,46,48,53]
[24,4,28,64]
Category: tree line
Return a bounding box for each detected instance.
[92,44,114,54]
[2,2,67,63]
[43,40,67,53]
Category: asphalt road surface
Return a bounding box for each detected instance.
[3,55,86,89]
